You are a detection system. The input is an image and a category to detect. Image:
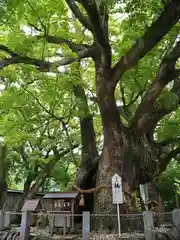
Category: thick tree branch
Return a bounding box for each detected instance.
[130,40,180,133]
[43,34,90,52]
[0,44,94,71]
[31,24,93,53]
[159,147,180,173]
[79,0,111,67]
[0,45,18,56]
[112,1,180,85]
[65,0,92,31]
[0,55,52,72]
[73,84,99,190]
[134,75,180,134]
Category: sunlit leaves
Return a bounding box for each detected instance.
[157,89,179,111]
[157,109,180,142]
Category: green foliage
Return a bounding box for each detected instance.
[157,161,180,211]
[156,109,180,142]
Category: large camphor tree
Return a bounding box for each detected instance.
[0,0,180,228]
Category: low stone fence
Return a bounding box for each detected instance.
[0,209,180,239]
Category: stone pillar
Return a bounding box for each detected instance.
[0,211,5,231]
[143,211,154,231]
[83,211,90,240]
[143,211,154,240]
[20,211,31,240]
[4,212,11,227]
[172,209,180,232]
[144,229,156,240]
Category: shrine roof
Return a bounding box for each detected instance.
[43,191,78,199]
[21,199,41,211]
[7,189,44,195]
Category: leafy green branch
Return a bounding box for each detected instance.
[79,0,112,66]
[130,39,180,133]
[65,0,92,31]
[112,1,180,84]
[0,43,95,71]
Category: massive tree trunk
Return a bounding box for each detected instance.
[74,85,99,212]
[93,65,129,229]
[93,64,159,230]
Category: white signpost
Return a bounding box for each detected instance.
[112,173,123,237]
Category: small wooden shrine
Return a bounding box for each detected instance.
[43,191,79,235]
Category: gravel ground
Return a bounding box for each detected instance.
[155,227,169,233]
[10,225,172,239]
[89,233,144,239]
[30,229,145,239]
[30,227,50,236]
